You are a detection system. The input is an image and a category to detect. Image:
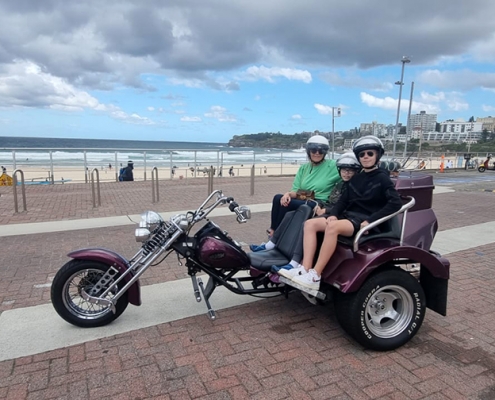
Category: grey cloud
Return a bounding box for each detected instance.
[0,0,494,90]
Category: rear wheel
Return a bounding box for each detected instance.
[334,269,425,351]
[478,166,486,172]
[51,260,129,327]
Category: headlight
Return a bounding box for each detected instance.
[140,211,163,232]
[135,228,151,242]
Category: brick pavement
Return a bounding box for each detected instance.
[1,173,495,399]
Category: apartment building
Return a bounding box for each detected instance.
[407,111,437,135]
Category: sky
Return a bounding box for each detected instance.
[0,0,495,143]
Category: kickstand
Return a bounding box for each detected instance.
[197,277,216,320]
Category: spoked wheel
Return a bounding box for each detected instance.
[334,269,426,351]
[51,260,129,327]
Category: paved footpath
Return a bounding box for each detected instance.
[1,172,495,399]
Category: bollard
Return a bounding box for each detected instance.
[250,165,255,196]
[151,167,159,203]
[90,168,101,207]
[12,169,27,213]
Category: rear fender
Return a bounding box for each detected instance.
[325,245,449,315]
[68,248,141,306]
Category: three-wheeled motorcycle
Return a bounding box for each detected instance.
[51,170,449,351]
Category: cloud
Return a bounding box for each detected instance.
[360,90,468,114]
[180,116,202,122]
[204,105,237,122]
[417,69,495,90]
[243,66,312,83]
[320,71,393,92]
[482,104,495,113]
[0,60,154,124]
[314,104,343,115]
[291,114,302,120]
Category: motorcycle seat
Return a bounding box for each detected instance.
[248,204,313,271]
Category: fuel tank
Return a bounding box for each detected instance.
[195,221,250,270]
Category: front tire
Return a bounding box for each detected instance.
[51,260,129,327]
[478,166,486,172]
[334,269,426,351]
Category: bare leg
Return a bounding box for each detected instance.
[300,218,328,270]
[313,219,354,276]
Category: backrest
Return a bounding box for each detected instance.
[275,204,313,258]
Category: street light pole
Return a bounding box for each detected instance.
[392,56,411,159]
[330,106,341,160]
[403,81,415,157]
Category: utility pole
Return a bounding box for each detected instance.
[403,81,415,157]
[331,106,341,160]
[393,56,411,159]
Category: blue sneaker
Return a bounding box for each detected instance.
[249,243,266,252]
[270,263,293,273]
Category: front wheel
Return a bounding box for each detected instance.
[478,166,486,172]
[334,269,426,351]
[51,260,129,327]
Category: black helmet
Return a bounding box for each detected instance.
[352,135,385,168]
[336,152,361,171]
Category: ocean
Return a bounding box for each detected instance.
[0,136,311,170]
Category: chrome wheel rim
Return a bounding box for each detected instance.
[364,285,414,338]
[62,268,116,320]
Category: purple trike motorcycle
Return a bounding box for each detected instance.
[51,171,449,351]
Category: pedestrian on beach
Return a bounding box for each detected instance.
[119,161,134,181]
[109,163,112,170]
[281,136,402,291]
[265,135,340,237]
[229,166,234,177]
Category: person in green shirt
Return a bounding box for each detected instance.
[266,135,341,237]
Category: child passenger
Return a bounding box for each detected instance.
[280,136,403,291]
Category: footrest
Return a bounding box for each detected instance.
[278,276,326,300]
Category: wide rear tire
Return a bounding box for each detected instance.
[334,269,426,351]
[51,260,129,328]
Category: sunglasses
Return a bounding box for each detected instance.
[309,147,328,155]
[358,150,376,158]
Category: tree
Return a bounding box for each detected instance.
[469,116,475,123]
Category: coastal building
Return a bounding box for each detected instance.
[407,111,437,135]
[359,122,387,137]
[476,116,495,133]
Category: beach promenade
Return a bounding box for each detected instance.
[1,171,495,399]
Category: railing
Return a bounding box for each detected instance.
[352,196,415,252]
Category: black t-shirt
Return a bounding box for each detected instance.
[330,168,402,223]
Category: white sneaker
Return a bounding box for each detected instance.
[278,266,307,280]
[293,269,321,291]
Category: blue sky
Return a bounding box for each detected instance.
[0,0,494,143]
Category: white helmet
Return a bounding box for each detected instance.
[336,152,361,171]
[352,135,385,167]
[306,135,329,161]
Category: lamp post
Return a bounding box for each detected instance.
[392,56,411,158]
[403,81,415,157]
[331,106,341,160]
